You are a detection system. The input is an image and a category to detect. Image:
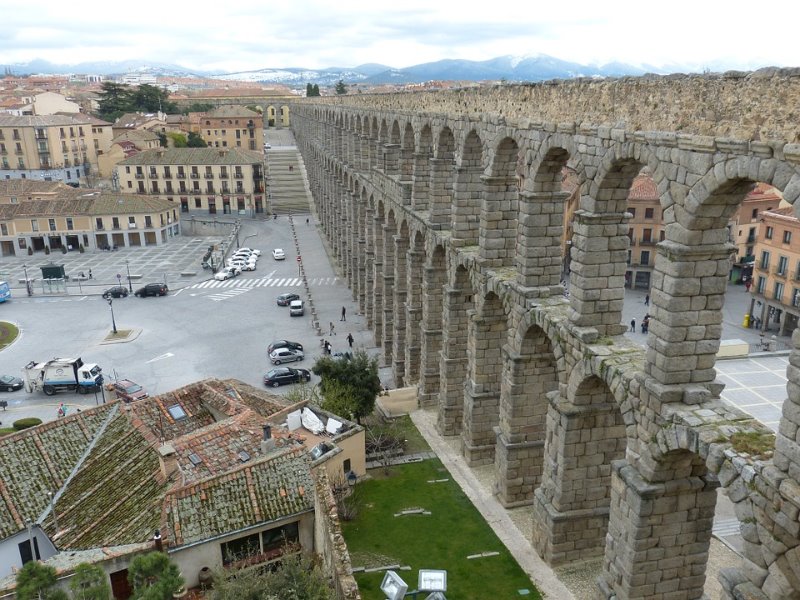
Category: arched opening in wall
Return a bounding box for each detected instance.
[601,448,715,599]
[532,373,626,564]
[279,105,290,127]
[266,105,276,127]
[429,127,455,226]
[480,137,519,268]
[381,209,399,360]
[400,123,415,182]
[391,219,411,385]
[437,264,475,436]
[561,167,580,282]
[495,323,558,507]
[462,291,509,466]
[384,120,401,175]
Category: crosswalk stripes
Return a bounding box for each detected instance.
[207,288,252,302]
[187,276,339,290]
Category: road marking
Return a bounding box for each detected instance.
[146,352,174,364]
[208,288,251,302]
[172,288,184,296]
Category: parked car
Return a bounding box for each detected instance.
[111,379,148,402]
[272,248,286,260]
[269,347,304,365]
[237,248,261,256]
[214,266,240,280]
[267,340,304,354]
[102,286,128,299]
[0,374,24,392]
[134,283,168,297]
[276,292,300,306]
[263,367,311,387]
[289,299,305,316]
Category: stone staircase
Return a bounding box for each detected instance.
[265,148,311,215]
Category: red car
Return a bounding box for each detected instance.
[111,379,148,402]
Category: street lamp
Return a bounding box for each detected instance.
[126,260,133,292]
[107,298,117,334]
[23,264,31,296]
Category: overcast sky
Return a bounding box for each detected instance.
[3,0,800,73]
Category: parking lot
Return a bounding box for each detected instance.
[0,213,380,425]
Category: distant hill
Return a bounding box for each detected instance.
[0,54,691,85]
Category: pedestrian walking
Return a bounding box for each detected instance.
[644,294,649,306]
[329,321,335,335]
[324,340,332,355]
[88,269,93,279]
[341,306,346,321]
[630,319,636,332]
[346,333,354,348]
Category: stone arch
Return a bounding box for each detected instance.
[532,369,628,565]
[452,129,485,247]
[437,263,475,436]
[391,219,411,384]
[403,229,426,386]
[412,124,433,211]
[400,122,415,182]
[370,197,386,344]
[479,136,520,268]
[462,291,511,466]
[380,207,399,360]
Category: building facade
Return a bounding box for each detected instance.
[749,206,800,336]
[0,188,179,256]
[116,148,266,216]
[0,114,112,183]
[197,106,264,153]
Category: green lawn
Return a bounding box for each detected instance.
[342,460,541,600]
[0,321,19,351]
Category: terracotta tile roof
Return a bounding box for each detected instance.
[55,112,111,126]
[204,105,261,119]
[0,403,116,540]
[627,173,658,200]
[0,114,94,127]
[114,113,163,129]
[112,129,160,144]
[206,379,295,418]
[165,449,313,547]
[0,191,175,220]
[118,147,262,167]
[762,206,797,222]
[0,179,67,197]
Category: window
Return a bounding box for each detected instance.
[343,459,351,474]
[221,532,260,566]
[127,181,132,189]
[195,198,202,208]
[642,228,652,243]
[757,276,766,294]
[784,230,792,244]
[66,218,73,230]
[129,216,136,229]
[0,224,6,235]
[645,208,654,219]
[778,256,788,275]
[766,226,774,240]
[752,208,759,219]
[125,166,130,174]
[640,250,650,266]
[793,289,800,308]
[48,219,56,232]
[112,217,120,229]
[145,216,152,228]
[760,251,770,270]
[30,219,39,232]
[774,281,785,301]
[167,404,187,420]
[96,217,103,230]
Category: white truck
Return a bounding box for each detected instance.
[23,357,103,396]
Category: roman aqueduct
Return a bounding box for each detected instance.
[290,70,800,599]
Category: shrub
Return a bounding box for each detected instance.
[0,427,16,437]
[13,418,43,431]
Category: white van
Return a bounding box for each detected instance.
[289,299,304,316]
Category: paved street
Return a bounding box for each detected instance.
[0,213,379,426]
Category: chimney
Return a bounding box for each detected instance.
[158,443,178,478]
[261,424,275,454]
[153,529,163,552]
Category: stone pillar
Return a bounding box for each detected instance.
[429,157,453,226]
[437,286,470,435]
[531,387,626,565]
[372,212,384,346]
[363,206,375,329]
[646,240,733,386]
[411,152,431,211]
[400,143,414,186]
[494,342,556,507]
[478,175,518,268]
[381,223,395,360]
[419,260,445,407]
[451,165,481,248]
[404,248,425,385]
[359,135,369,171]
[516,191,569,288]
[391,234,408,385]
[383,143,400,175]
[568,210,629,336]
[355,201,366,311]
[597,460,717,599]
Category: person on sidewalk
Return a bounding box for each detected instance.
[89,269,93,279]
[341,306,346,321]
[630,318,636,332]
[329,322,335,335]
[644,294,649,306]
[347,333,354,348]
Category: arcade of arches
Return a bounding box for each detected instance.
[291,73,800,599]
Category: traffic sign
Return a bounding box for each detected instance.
[296,256,301,262]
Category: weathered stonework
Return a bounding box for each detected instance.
[292,71,800,599]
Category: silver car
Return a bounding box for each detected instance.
[269,347,304,365]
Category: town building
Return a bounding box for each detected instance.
[196,105,264,153]
[729,182,783,282]
[624,172,663,290]
[111,112,167,139]
[116,147,266,216]
[98,129,162,178]
[0,187,179,256]
[0,379,364,597]
[0,114,112,183]
[0,179,65,204]
[748,206,800,336]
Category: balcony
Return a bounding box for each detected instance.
[204,173,214,179]
[746,235,756,243]
[219,171,229,179]
[149,172,159,179]
[135,173,145,179]
[639,238,656,246]
[234,172,244,179]
[35,133,47,140]
[773,268,787,278]
[176,172,186,179]
[15,149,24,156]
[190,172,200,179]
